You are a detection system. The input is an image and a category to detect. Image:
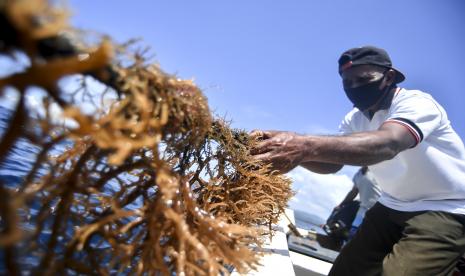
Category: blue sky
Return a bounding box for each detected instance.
[68,0,465,220]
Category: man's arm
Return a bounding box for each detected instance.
[301,122,415,165]
[300,161,343,174]
[251,122,416,173]
[337,186,359,207]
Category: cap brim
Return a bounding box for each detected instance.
[393,67,405,83]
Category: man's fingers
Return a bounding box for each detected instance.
[250,144,270,155]
[249,130,281,140]
[249,139,276,155]
[261,130,281,139]
[252,153,293,174]
[251,152,271,163]
[250,130,265,140]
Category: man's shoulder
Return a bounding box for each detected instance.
[391,88,445,116]
[394,88,435,104]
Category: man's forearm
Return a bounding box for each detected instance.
[339,187,358,206]
[250,124,412,172]
[300,161,343,174]
[300,131,402,166]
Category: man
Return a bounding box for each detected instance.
[336,166,381,226]
[251,46,465,275]
[328,166,381,243]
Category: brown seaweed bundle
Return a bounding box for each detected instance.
[0,1,292,275]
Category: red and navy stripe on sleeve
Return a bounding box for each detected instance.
[385,117,424,146]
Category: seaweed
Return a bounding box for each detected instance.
[0,1,292,275]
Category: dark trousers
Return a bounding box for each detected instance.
[329,203,465,276]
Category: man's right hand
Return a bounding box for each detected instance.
[249,130,306,174]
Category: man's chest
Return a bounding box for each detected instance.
[353,110,390,132]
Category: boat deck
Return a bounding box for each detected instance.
[234,209,335,275]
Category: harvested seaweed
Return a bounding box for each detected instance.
[0,1,292,275]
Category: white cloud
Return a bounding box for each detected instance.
[286,167,354,221]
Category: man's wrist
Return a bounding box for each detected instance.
[299,135,316,163]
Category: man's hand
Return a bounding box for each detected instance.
[250,130,305,174]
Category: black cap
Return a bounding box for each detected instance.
[338,46,405,83]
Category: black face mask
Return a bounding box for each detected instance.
[344,75,390,111]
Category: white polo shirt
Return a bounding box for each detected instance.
[339,88,465,214]
[353,169,381,216]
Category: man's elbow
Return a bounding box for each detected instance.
[301,162,343,174]
[374,125,415,162]
[321,163,343,174]
[378,140,404,162]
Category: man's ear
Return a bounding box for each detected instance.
[384,69,396,87]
